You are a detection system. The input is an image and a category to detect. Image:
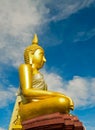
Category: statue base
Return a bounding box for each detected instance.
[22,112,85,130]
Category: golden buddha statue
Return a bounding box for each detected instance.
[18,34,74,122]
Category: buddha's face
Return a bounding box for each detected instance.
[32,48,46,69]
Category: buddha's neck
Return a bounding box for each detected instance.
[32,64,39,75]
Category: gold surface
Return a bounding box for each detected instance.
[8,96,22,130]
[9,34,74,129]
[19,34,74,121]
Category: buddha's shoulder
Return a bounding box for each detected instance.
[19,64,31,69]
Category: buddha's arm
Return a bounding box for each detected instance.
[19,64,66,99]
[22,88,58,99]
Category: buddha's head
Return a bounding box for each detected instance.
[24,34,46,69]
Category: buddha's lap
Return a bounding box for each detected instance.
[19,96,70,113]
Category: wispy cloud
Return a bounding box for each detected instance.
[46,0,95,21]
[74,28,95,42]
[42,69,95,108]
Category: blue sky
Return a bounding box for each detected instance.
[0,0,95,130]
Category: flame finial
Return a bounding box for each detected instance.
[32,34,38,44]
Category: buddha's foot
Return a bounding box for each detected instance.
[70,104,74,110]
[66,96,74,110]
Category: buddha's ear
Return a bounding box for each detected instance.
[28,51,33,65]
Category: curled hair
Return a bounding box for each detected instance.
[24,44,44,64]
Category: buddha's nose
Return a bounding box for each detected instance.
[43,56,46,62]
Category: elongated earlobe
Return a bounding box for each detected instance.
[29,52,33,65]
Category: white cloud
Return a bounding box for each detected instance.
[0,86,17,108]
[65,76,95,108]
[42,69,95,108]
[0,128,5,130]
